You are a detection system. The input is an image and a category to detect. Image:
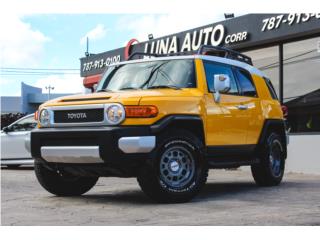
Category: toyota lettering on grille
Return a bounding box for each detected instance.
[54,108,104,123]
[67,113,87,119]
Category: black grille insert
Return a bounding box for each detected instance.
[54,108,104,123]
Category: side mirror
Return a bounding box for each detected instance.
[213,74,231,103]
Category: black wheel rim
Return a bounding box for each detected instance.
[159,146,195,189]
[269,139,283,177]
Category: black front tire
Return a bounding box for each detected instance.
[251,132,285,186]
[34,160,98,196]
[137,129,208,203]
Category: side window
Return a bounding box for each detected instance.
[234,68,257,97]
[263,77,278,100]
[203,61,239,95]
[11,116,37,132]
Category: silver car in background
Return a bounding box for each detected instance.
[1,114,36,168]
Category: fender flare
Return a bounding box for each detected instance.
[257,119,287,158]
[150,115,203,133]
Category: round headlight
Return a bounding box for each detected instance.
[39,109,50,126]
[106,104,125,124]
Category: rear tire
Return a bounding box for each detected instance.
[251,132,285,186]
[34,160,98,196]
[137,129,208,203]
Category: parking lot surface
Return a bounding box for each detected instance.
[1,167,320,225]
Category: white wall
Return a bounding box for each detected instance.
[240,134,320,175]
[286,134,320,174]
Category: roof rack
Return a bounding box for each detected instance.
[128,52,161,60]
[128,46,253,65]
[197,45,253,65]
[128,51,185,60]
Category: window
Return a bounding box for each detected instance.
[264,77,278,100]
[10,116,37,132]
[244,37,320,134]
[203,61,239,95]
[234,68,257,97]
[97,59,196,91]
[243,46,280,97]
[283,37,320,133]
[146,60,196,88]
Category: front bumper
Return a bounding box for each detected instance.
[31,126,156,166]
[40,146,103,163]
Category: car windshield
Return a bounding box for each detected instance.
[96,59,196,91]
[9,115,37,131]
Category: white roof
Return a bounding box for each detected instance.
[199,55,266,78]
[111,54,266,78]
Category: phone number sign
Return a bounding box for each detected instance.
[80,13,320,77]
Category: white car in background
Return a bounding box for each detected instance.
[1,114,37,168]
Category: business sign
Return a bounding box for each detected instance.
[80,13,320,77]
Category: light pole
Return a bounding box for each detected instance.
[45,85,54,100]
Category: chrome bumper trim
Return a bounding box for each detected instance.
[1,159,34,166]
[41,146,103,163]
[118,136,156,153]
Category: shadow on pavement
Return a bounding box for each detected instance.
[73,190,152,205]
[196,182,259,201]
[70,181,261,205]
[55,179,316,205]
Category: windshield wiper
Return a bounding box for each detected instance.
[119,87,140,90]
[148,85,181,90]
[141,61,169,89]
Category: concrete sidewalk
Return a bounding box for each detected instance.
[1,167,320,225]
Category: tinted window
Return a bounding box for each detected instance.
[235,68,257,97]
[264,77,278,100]
[203,61,239,95]
[11,116,37,132]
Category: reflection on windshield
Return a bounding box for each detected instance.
[96,59,195,91]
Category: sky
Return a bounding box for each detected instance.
[0,0,315,97]
[0,13,227,96]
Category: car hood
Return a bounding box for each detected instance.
[41,89,203,107]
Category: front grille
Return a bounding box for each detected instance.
[54,108,104,123]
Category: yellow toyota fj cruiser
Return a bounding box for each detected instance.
[31,46,287,203]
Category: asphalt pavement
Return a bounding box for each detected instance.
[1,167,320,225]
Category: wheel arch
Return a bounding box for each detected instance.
[257,119,287,159]
[150,115,205,144]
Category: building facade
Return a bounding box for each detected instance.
[1,82,73,114]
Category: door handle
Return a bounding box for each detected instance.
[236,104,248,110]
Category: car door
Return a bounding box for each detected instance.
[233,67,262,145]
[203,61,251,146]
[1,116,37,159]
